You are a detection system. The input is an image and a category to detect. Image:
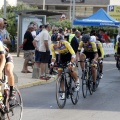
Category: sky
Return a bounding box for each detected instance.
[0,0,17,9]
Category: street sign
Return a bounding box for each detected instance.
[61,0,84,3]
[108,5,120,21]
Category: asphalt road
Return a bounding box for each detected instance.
[20,56,120,120]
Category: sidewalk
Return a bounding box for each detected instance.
[12,52,57,89]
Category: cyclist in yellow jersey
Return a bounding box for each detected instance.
[78,34,98,91]
[95,40,104,78]
[50,34,80,100]
[115,37,120,70]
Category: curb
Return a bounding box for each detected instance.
[17,76,57,89]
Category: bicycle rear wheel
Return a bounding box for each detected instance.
[56,76,66,109]
[82,73,88,98]
[7,86,23,120]
[71,78,79,105]
[96,66,100,88]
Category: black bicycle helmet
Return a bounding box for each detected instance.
[82,34,90,42]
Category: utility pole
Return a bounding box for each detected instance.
[72,0,75,28]
[69,0,72,22]
[4,0,6,19]
[43,0,45,10]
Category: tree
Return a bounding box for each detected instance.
[50,19,72,29]
[0,2,38,38]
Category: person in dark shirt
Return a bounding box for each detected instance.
[96,30,105,43]
[21,24,35,73]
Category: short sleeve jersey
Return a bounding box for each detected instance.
[50,40,75,59]
[78,41,97,52]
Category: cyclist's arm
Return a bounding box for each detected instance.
[78,41,83,53]
[50,44,56,63]
[98,43,104,58]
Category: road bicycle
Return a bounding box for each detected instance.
[0,70,23,120]
[79,59,93,98]
[96,59,102,88]
[56,62,79,109]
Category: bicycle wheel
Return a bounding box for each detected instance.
[82,72,88,98]
[96,66,100,88]
[7,86,23,120]
[88,75,93,95]
[56,76,66,109]
[71,78,79,105]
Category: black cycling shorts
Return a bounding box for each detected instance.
[58,52,71,68]
[83,51,96,61]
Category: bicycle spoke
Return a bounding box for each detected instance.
[56,77,66,109]
[70,77,79,105]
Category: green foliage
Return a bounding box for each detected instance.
[51,19,72,29]
[0,2,38,38]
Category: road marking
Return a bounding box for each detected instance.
[104,68,117,72]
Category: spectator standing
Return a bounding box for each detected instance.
[71,31,81,54]
[116,32,120,43]
[69,28,76,43]
[36,25,44,35]
[103,31,110,43]
[96,30,105,43]
[71,31,81,63]
[21,24,35,73]
[34,24,51,80]
[0,18,10,46]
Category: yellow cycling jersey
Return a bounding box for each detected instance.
[78,41,97,52]
[96,41,104,58]
[115,42,120,54]
[50,40,75,59]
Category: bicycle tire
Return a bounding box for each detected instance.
[56,76,66,109]
[71,78,79,105]
[7,86,23,120]
[82,72,88,98]
[96,65,100,88]
[88,75,93,95]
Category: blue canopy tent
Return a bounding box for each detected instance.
[73,8,120,27]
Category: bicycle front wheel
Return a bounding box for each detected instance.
[71,78,79,105]
[88,75,93,95]
[82,73,88,98]
[7,86,23,120]
[56,76,66,109]
[96,65,100,88]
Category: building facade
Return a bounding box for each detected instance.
[19,0,120,20]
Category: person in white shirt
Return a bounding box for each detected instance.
[33,24,51,80]
[116,32,120,43]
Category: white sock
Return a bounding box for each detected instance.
[75,79,80,85]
